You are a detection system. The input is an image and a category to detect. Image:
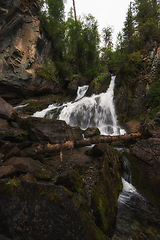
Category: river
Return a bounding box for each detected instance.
[32,76,160,239]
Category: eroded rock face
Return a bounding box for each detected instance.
[0,0,58,101]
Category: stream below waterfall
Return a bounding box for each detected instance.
[31,76,160,239]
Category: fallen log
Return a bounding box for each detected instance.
[34,132,142,154]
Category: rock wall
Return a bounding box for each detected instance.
[114,43,160,119]
[0,0,58,102]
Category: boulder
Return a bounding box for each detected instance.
[19,116,83,144]
[3,156,52,181]
[67,75,87,96]
[91,144,123,237]
[0,165,16,179]
[0,97,18,121]
[84,127,100,138]
[86,72,111,96]
[125,119,143,133]
[129,137,160,209]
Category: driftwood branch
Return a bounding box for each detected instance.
[35,133,142,154]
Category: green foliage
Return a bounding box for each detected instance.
[64,14,100,79]
[124,51,144,77]
[146,81,160,117]
[40,0,65,56]
[123,2,135,53]
[39,2,100,81]
[37,59,59,83]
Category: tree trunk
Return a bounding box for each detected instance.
[34,133,142,154]
[72,0,77,21]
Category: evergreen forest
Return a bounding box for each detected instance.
[39,0,160,119]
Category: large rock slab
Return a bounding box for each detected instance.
[19,116,83,144]
[129,137,160,209]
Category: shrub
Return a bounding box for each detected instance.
[36,59,59,84]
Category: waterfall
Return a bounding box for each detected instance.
[33,76,125,136]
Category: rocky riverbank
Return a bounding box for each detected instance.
[0,97,123,240]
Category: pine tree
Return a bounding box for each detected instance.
[134,0,159,42]
[123,2,135,52]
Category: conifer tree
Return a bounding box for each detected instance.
[123,2,135,53]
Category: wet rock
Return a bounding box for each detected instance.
[91,144,123,237]
[86,143,110,157]
[19,116,83,144]
[86,72,111,96]
[3,157,52,180]
[0,165,16,179]
[84,127,100,138]
[55,169,85,196]
[125,119,143,133]
[147,111,160,138]
[129,137,160,209]
[0,97,18,122]
[67,75,87,96]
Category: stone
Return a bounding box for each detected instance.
[0,165,16,179]
[19,116,83,144]
[3,157,52,180]
[91,144,123,237]
[84,127,100,138]
[86,72,111,96]
[0,97,18,121]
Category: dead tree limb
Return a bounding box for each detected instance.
[34,133,142,154]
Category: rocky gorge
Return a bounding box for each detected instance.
[1,0,160,239]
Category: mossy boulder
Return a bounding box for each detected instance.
[55,169,85,196]
[86,72,111,96]
[91,144,123,237]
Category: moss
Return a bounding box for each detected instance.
[94,128,100,135]
[0,131,5,135]
[55,170,85,197]
[73,164,89,175]
[91,145,123,237]
[61,186,74,198]
[35,172,51,181]
[80,211,109,240]
[16,131,29,142]
[47,192,64,206]
[91,180,117,236]
[72,192,91,213]
[36,59,59,84]
[1,178,21,195]
[39,185,64,207]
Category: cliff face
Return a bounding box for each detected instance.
[114,43,160,119]
[0,0,58,102]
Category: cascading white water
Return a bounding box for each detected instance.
[33,76,125,135]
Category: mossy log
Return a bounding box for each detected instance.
[34,133,142,154]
